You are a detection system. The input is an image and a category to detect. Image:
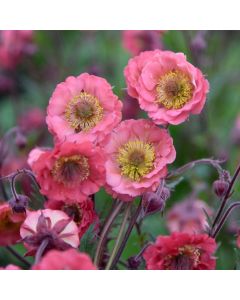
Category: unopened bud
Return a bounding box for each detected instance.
[8,194,29,213]
[142,186,170,217]
[127,256,141,269]
[213,180,229,198]
[15,131,27,149]
[190,31,207,53]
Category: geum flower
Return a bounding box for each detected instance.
[33,249,96,270]
[143,232,217,270]
[104,119,176,200]
[0,265,21,270]
[0,202,26,246]
[124,50,209,125]
[45,198,98,238]
[28,140,105,202]
[46,73,122,146]
[0,30,35,70]
[166,198,212,234]
[20,209,79,256]
[122,30,164,56]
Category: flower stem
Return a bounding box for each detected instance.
[94,201,124,268]
[110,199,143,269]
[5,245,31,268]
[212,202,240,238]
[210,163,240,235]
[34,239,49,265]
[167,158,224,180]
[105,203,131,270]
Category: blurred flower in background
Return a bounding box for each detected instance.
[122,30,164,56]
[166,197,212,234]
[0,30,36,70]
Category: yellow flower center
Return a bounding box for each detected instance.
[164,245,201,270]
[117,140,155,181]
[65,92,103,132]
[52,155,89,185]
[156,70,193,109]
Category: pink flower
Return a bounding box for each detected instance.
[45,198,98,238]
[46,73,122,146]
[0,30,36,70]
[124,50,209,125]
[0,264,21,270]
[33,249,96,270]
[20,209,79,256]
[143,232,217,270]
[105,119,176,200]
[28,141,105,202]
[122,30,164,56]
[18,108,45,133]
[0,203,26,246]
[166,198,212,234]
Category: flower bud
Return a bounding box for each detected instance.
[213,179,229,198]
[142,186,170,217]
[15,131,27,149]
[190,31,207,53]
[127,256,141,269]
[8,194,29,213]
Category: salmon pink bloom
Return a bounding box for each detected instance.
[166,198,212,234]
[143,232,216,270]
[28,141,105,202]
[105,119,176,200]
[33,249,96,270]
[0,30,35,70]
[46,73,122,146]
[20,209,79,256]
[0,264,21,270]
[122,30,164,56]
[0,203,26,246]
[45,198,98,238]
[124,50,209,125]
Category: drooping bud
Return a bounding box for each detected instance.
[213,170,231,198]
[127,256,141,270]
[8,194,29,213]
[190,31,207,53]
[15,130,27,149]
[213,180,229,198]
[142,186,171,217]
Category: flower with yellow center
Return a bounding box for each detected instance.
[65,92,103,132]
[164,245,201,270]
[156,70,193,109]
[117,140,155,181]
[52,155,89,186]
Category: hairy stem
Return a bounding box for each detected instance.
[167,158,224,180]
[210,163,240,235]
[110,199,143,269]
[105,203,131,270]
[212,202,240,238]
[34,239,49,265]
[94,201,124,268]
